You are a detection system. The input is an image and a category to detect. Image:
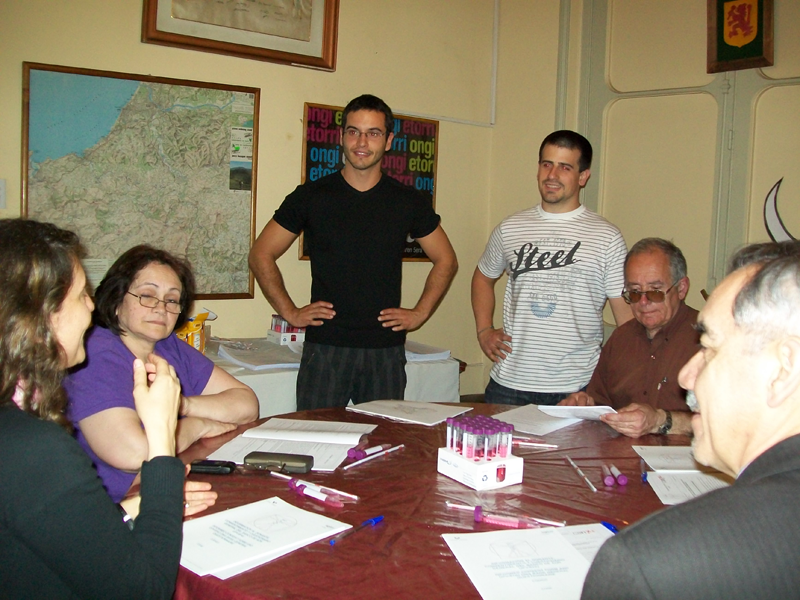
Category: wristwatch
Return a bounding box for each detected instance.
[657,410,673,435]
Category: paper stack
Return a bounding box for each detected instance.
[181,497,349,579]
[634,445,733,505]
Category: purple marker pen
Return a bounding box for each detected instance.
[601,464,616,487]
[610,464,628,486]
[347,441,369,459]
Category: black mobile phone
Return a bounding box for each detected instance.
[190,460,237,475]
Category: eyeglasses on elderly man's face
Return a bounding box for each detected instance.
[126,291,182,314]
[621,281,679,304]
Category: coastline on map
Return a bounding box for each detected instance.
[29,70,139,167]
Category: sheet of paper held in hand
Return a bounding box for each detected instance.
[633,446,733,505]
[493,404,581,436]
[181,497,350,579]
[537,405,617,421]
[443,524,614,600]
[346,400,472,426]
[207,418,376,471]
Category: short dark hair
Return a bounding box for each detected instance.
[0,219,85,429]
[342,94,394,135]
[93,245,196,335]
[539,130,593,172]
[625,238,688,283]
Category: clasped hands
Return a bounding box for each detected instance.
[130,354,218,518]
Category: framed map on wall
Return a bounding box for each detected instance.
[22,63,259,298]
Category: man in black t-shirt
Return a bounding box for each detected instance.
[248,94,458,409]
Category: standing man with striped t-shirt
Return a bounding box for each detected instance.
[471,130,633,405]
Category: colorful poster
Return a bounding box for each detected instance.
[302,102,438,261]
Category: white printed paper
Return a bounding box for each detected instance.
[346,400,471,426]
[443,524,614,600]
[646,471,732,505]
[537,405,617,421]
[181,497,349,579]
[632,445,709,472]
[206,418,376,471]
[243,418,375,445]
[495,404,580,436]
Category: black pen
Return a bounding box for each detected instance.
[329,516,384,545]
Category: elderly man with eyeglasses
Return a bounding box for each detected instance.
[558,238,698,437]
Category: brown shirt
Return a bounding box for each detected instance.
[587,302,699,411]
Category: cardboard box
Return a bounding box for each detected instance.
[266,330,305,345]
[437,448,523,491]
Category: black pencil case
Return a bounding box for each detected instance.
[243,451,314,474]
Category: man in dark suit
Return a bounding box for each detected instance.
[582,240,800,600]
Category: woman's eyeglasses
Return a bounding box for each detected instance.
[127,291,182,314]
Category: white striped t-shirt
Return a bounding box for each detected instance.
[478,204,626,393]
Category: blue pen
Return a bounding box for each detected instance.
[601,521,619,534]
[329,515,384,545]
[640,458,649,484]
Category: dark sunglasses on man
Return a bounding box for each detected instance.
[621,281,678,304]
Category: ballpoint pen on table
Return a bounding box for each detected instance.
[329,516,384,545]
[268,471,360,501]
[640,458,649,483]
[343,444,405,470]
[601,521,619,534]
[445,501,566,529]
[565,455,598,493]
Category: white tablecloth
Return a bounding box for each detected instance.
[207,341,460,418]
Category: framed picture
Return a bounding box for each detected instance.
[142,0,339,71]
[707,0,773,73]
[300,102,439,262]
[22,62,259,299]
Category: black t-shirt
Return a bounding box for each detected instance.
[274,171,440,348]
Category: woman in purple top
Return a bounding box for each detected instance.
[65,245,259,502]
